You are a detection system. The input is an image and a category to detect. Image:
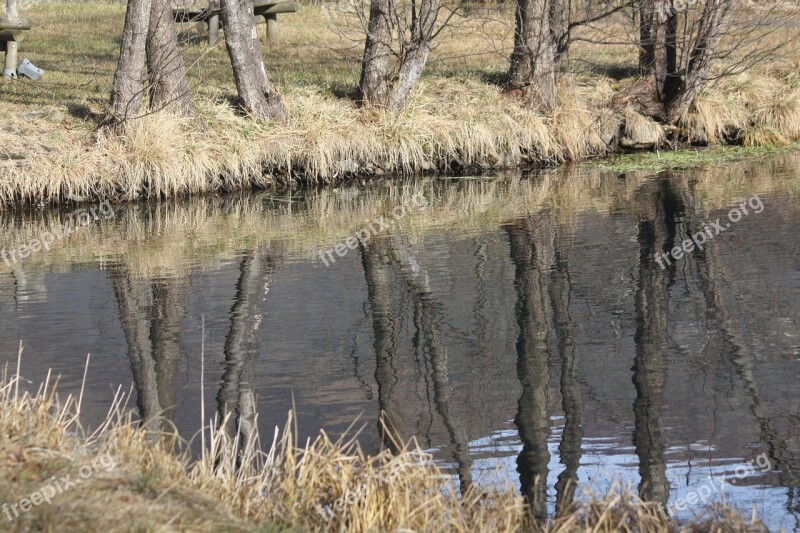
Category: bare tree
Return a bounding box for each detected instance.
[147,0,195,115]
[508,0,630,112]
[622,0,735,124]
[358,0,443,111]
[508,0,561,112]
[220,0,288,122]
[108,0,153,131]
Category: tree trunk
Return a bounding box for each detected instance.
[150,278,188,424]
[358,0,393,107]
[549,235,582,516]
[358,0,440,111]
[108,0,152,131]
[388,234,474,495]
[220,0,287,122]
[629,0,734,125]
[509,0,560,113]
[146,0,195,115]
[360,240,404,453]
[110,269,161,435]
[386,0,440,112]
[664,0,734,123]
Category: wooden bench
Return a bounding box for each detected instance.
[0,16,32,78]
[173,0,298,46]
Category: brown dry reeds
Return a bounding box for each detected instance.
[0,347,774,532]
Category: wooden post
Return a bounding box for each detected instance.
[3,40,17,76]
[208,13,219,46]
[6,0,19,20]
[266,13,277,40]
[5,0,19,76]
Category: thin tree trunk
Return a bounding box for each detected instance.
[151,278,188,423]
[110,269,161,435]
[386,0,440,112]
[664,0,734,123]
[631,178,678,507]
[509,0,559,112]
[220,0,287,122]
[146,0,195,115]
[108,0,152,130]
[388,234,474,495]
[358,0,440,111]
[550,236,583,516]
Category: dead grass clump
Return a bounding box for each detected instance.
[754,89,800,141]
[680,88,749,144]
[623,106,666,146]
[740,125,791,147]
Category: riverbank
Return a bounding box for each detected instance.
[0,2,798,206]
[0,355,771,532]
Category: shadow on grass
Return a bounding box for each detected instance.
[328,82,359,101]
[67,103,104,122]
[570,61,639,80]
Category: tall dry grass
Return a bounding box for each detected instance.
[0,3,798,206]
[0,347,773,532]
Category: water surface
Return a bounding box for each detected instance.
[2,154,800,530]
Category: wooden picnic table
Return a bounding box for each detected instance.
[173,0,298,46]
[0,16,32,78]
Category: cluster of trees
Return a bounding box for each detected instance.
[107,0,741,131]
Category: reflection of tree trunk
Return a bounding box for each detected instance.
[507,216,553,523]
[388,234,473,494]
[151,278,189,422]
[550,237,582,516]
[111,268,187,436]
[112,268,159,433]
[360,240,403,453]
[217,250,273,456]
[631,179,678,508]
[691,212,800,520]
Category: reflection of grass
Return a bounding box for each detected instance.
[585,144,800,173]
[0,363,771,532]
[2,153,799,277]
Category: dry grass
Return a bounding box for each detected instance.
[0,2,798,206]
[0,349,772,532]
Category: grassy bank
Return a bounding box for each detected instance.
[0,353,772,532]
[0,2,798,206]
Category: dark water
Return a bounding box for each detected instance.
[2,153,800,530]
